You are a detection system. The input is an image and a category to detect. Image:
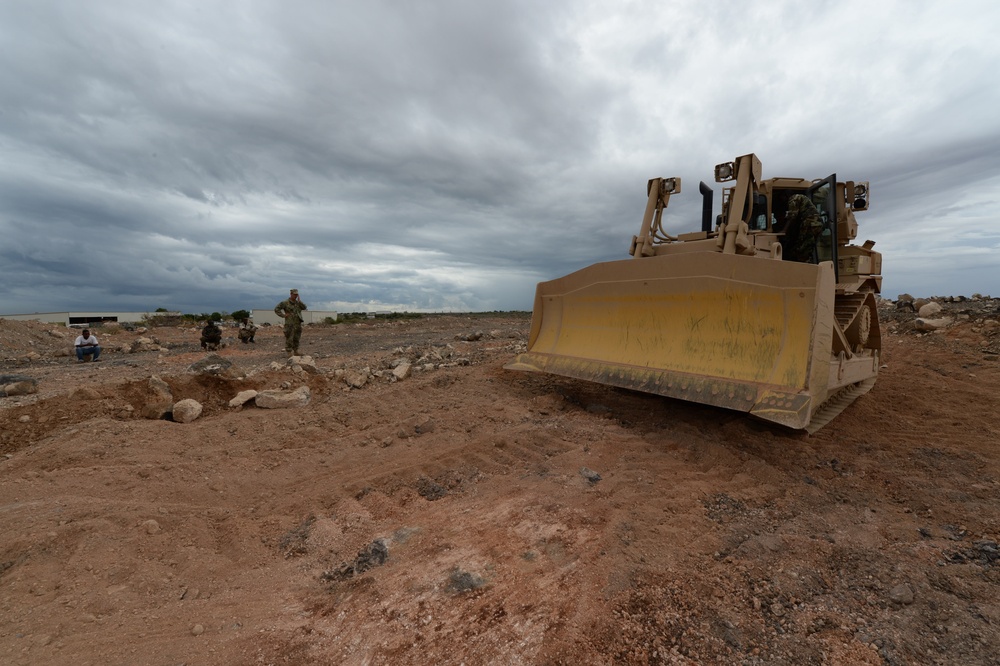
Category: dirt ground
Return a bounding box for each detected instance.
[1,300,999,665]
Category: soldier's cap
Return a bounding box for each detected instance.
[290,289,298,294]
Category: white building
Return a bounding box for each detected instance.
[0,311,180,326]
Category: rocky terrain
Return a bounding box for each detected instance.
[1,298,999,665]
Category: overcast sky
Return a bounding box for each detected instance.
[2,0,998,315]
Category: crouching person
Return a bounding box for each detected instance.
[238,319,257,344]
[75,329,102,362]
[201,321,223,351]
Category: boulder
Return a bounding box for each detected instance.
[0,374,38,398]
[915,317,953,332]
[188,354,237,378]
[917,302,943,317]
[141,376,174,419]
[289,355,319,374]
[912,298,931,311]
[255,385,311,409]
[391,362,412,381]
[172,398,203,423]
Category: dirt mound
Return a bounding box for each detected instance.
[1,311,999,665]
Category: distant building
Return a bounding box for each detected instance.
[250,309,338,326]
[0,311,180,327]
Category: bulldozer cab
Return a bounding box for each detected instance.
[746,175,839,271]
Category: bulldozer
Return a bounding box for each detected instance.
[505,153,882,433]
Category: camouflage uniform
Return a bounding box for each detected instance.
[200,322,222,350]
[783,194,824,263]
[238,320,257,344]
[274,290,307,355]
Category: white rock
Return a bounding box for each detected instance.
[917,302,943,317]
[288,355,319,374]
[255,385,311,409]
[228,390,258,407]
[172,399,204,423]
[392,362,412,381]
[915,317,953,332]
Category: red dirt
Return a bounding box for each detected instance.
[1,305,999,665]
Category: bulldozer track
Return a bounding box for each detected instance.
[805,377,877,434]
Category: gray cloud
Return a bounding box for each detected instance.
[2,0,999,317]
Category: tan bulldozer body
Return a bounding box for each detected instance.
[506,154,882,432]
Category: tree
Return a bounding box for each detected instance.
[231,309,251,322]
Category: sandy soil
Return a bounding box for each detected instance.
[1,302,999,665]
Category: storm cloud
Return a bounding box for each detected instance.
[2,0,998,315]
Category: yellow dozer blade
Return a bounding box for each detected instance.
[507,252,875,430]
[506,154,882,432]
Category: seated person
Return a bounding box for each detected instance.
[781,194,824,263]
[74,329,102,362]
[237,319,257,344]
[200,321,223,350]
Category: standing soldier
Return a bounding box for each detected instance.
[274,289,307,356]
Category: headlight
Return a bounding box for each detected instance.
[714,162,735,182]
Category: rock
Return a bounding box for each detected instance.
[191,624,204,636]
[48,329,67,339]
[447,568,486,593]
[399,415,435,437]
[456,331,483,342]
[141,376,173,419]
[143,519,161,535]
[0,374,38,397]
[228,390,258,407]
[188,354,236,377]
[172,399,203,423]
[888,583,914,605]
[130,337,161,353]
[255,385,311,409]
[897,293,914,304]
[25,351,42,361]
[580,467,602,484]
[289,355,319,374]
[70,387,101,400]
[912,298,931,311]
[343,369,369,389]
[391,362,412,381]
[915,317,953,332]
[321,539,390,581]
[917,302,943,317]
